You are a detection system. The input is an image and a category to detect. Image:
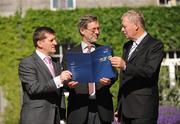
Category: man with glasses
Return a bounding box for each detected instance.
[63,14,117,124]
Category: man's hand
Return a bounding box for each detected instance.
[68,81,78,88]
[99,78,111,85]
[109,56,126,70]
[60,70,72,83]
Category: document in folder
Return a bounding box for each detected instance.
[66,45,116,83]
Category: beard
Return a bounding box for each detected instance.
[88,36,97,43]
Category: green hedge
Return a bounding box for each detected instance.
[0,6,180,124]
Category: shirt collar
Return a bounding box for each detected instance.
[81,41,95,50]
[135,31,147,45]
[36,50,49,60]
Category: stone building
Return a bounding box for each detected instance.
[0,0,179,16]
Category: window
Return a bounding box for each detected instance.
[67,0,74,8]
[50,0,76,10]
[176,0,180,5]
[158,0,178,6]
[159,0,169,4]
[50,0,59,10]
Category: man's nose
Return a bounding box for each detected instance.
[121,27,124,32]
[95,29,100,34]
[53,40,57,45]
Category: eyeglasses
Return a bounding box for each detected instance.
[86,27,100,33]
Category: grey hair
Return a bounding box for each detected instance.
[78,14,98,35]
[121,10,145,29]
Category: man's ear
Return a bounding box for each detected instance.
[80,28,85,35]
[37,40,43,48]
[134,23,139,31]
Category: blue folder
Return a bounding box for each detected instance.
[66,45,116,83]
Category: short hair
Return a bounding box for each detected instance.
[121,10,145,29]
[78,14,98,35]
[33,26,55,47]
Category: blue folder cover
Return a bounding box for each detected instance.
[66,45,116,83]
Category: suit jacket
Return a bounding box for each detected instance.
[118,33,164,119]
[62,43,117,124]
[18,52,63,124]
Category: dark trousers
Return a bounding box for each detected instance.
[87,99,111,124]
[121,113,157,124]
[87,112,101,124]
[54,107,60,124]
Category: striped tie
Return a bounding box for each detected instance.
[128,42,137,60]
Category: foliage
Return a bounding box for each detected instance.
[0,6,179,124]
[159,66,180,106]
[0,13,22,124]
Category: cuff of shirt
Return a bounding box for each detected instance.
[54,76,63,88]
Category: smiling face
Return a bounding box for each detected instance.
[80,21,100,45]
[37,32,57,56]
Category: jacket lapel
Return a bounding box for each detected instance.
[128,34,150,61]
[71,44,83,52]
[32,52,53,77]
[124,41,133,61]
[128,45,140,61]
[52,61,60,76]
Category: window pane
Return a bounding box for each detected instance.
[53,0,59,8]
[67,0,73,8]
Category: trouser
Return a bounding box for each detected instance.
[54,107,60,124]
[87,99,111,124]
[121,113,157,124]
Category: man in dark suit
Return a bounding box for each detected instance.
[62,14,117,124]
[110,10,164,124]
[18,26,77,124]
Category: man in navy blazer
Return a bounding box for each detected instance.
[18,27,77,124]
[110,10,164,124]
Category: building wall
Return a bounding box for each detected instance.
[21,0,50,16]
[0,0,19,16]
[21,0,50,11]
[0,0,50,16]
[0,0,160,17]
[76,0,158,8]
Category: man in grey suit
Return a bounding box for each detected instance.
[110,10,164,124]
[18,26,78,124]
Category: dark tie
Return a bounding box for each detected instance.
[87,45,92,53]
[86,46,95,96]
